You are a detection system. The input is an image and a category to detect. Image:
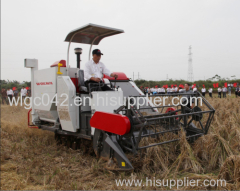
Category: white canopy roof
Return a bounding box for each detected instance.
[64,23,124,45]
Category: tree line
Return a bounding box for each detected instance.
[0,80,31,90]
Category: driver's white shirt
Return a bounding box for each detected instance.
[84,59,112,81]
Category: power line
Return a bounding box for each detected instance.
[187,46,194,82]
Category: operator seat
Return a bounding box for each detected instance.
[78,70,88,92]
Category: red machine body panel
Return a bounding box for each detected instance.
[165,107,179,120]
[50,60,66,67]
[71,78,79,93]
[90,111,131,135]
[103,72,129,81]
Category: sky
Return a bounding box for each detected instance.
[1,0,240,82]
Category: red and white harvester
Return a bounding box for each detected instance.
[25,24,215,170]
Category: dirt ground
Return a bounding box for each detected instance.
[1,94,240,190]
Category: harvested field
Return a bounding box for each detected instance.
[1,96,240,190]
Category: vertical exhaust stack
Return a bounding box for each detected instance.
[24,59,39,124]
[74,48,82,69]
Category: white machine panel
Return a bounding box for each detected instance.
[33,66,79,123]
[57,76,79,132]
[34,67,66,111]
[115,81,159,113]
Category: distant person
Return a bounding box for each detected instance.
[218,87,222,98]
[13,89,19,100]
[147,88,151,96]
[174,85,178,93]
[208,87,213,98]
[193,86,197,93]
[26,87,31,103]
[143,87,147,95]
[152,87,157,95]
[201,87,206,97]
[144,87,147,95]
[159,86,165,94]
[162,86,166,94]
[228,86,232,96]
[167,86,171,95]
[1,88,8,105]
[235,86,239,98]
[238,85,240,97]
[7,88,13,102]
[171,86,175,94]
[27,87,31,97]
[222,86,227,98]
[181,83,195,110]
[21,86,27,100]
[150,87,154,95]
[179,87,184,93]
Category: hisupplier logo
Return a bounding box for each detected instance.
[7,93,203,110]
[115,177,226,189]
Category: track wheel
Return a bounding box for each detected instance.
[72,141,77,150]
[55,133,62,145]
[67,139,72,148]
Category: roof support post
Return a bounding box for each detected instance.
[88,36,99,61]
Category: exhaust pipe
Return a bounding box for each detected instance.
[74,48,82,69]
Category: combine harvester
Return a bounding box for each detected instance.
[25,24,215,170]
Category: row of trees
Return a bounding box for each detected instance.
[0,80,31,90]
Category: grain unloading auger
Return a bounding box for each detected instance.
[25,24,215,171]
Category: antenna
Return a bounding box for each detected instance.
[187,46,194,82]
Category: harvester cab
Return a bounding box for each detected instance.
[25,24,215,171]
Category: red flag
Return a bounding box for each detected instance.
[155,85,158,88]
[203,84,205,87]
[216,83,219,88]
[233,83,237,87]
[171,85,173,88]
[166,85,168,88]
[163,85,166,88]
[26,87,29,90]
[213,83,215,88]
[224,82,227,88]
[12,87,16,90]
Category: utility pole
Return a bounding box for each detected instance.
[187,46,194,82]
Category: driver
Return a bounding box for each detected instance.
[84,49,118,91]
